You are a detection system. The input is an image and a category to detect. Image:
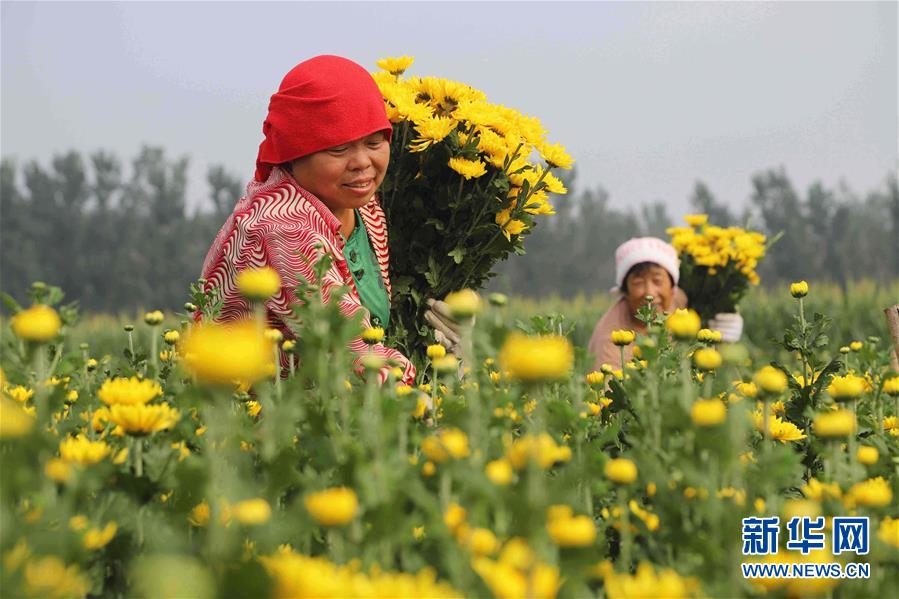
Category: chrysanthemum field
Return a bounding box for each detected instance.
[1,277,898,598]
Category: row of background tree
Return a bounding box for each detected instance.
[1,146,897,313]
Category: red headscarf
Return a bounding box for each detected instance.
[254,55,392,182]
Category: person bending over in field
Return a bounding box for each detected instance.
[587,237,743,370]
[196,55,463,384]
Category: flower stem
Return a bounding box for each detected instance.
[430,370,439,423]
[618,489,631,569]
[133,436,144,478]
[272,345,281,397]
[439,469,451,512]
[151,331,158,375]
[328,529,345,564]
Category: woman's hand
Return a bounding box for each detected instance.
[709,312,744,343]
[424,298,464,354]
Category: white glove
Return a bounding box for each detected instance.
[424,298,463,354]
[709,312,743,343]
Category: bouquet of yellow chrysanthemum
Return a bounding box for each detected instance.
[372,56,572,357]
[666,214,768,322]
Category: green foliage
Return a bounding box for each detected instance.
[381,129,556,363]
[2,272,898,597]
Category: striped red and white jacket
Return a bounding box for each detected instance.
[197,166,416,385]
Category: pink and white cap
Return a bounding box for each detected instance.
[613,237,680,291]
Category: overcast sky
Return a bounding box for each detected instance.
[2,1,896,216]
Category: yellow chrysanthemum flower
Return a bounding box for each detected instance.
[23,556,90,599]
[801,478,842,501]
[751,412,807,442]
[447,157,487,180]
[5,385,34,404]
[361,326,385,345]
[883,376,899,396]
[181,321,275,386]
[610,329,636,346]
[665,309,701,340]
[754,366,788,395]
[505,433,571,470]
[59,434,112,466]
[409,116,456,151]
[697,328,722,343]
[826,374,867,401]
[109,403,180,436]
[790,281,809,298]
[188,501,210,527]
[734,381,758,398]
[878,517,899,548]
[432,355,459,374]
[427,344,447,360]
[683,214,708,227]
[856,446,879,465]
[485,459,513,485]
[83,522,117,550]
[692,348,722,371]
[444,289,482,318]
[45,457,72,483]
[304,488,358,527]
[261,549,462,598]
[421,428,470,463]
[11,304,62,342]
[546,514,596,547]
[601,561,697,599]
[376,55,414,75]
[499,332,573,382]
[98,377,162,406]
[236,266,281,301]
[232,498,272,526]
[537,142,573,169]
[495,208,527,240]
[812,409,856,437]
[691,398,727,427]
[844,477,892,508]
[586,371,605,386]
[0,397,34,438]
[604,458,638,484]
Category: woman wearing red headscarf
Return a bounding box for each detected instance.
[198,55,417,384]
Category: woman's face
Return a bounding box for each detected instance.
[289,131,390,212]
[625,264,674,316]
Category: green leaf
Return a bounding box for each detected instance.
[1,292,23,313]
[448,248,465,264]
[425,218,445,232]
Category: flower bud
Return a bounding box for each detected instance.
[432,355,459,374]
[427,344,447,360]
[604,458,638,484]
[488,293,508,307]
[144,310,164,326]
[361,327,385,345]
[444,289,482,319]
[790,281,809,298]
[665,309,701,340]
[610,329,636,347]
[361,354,386,371]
